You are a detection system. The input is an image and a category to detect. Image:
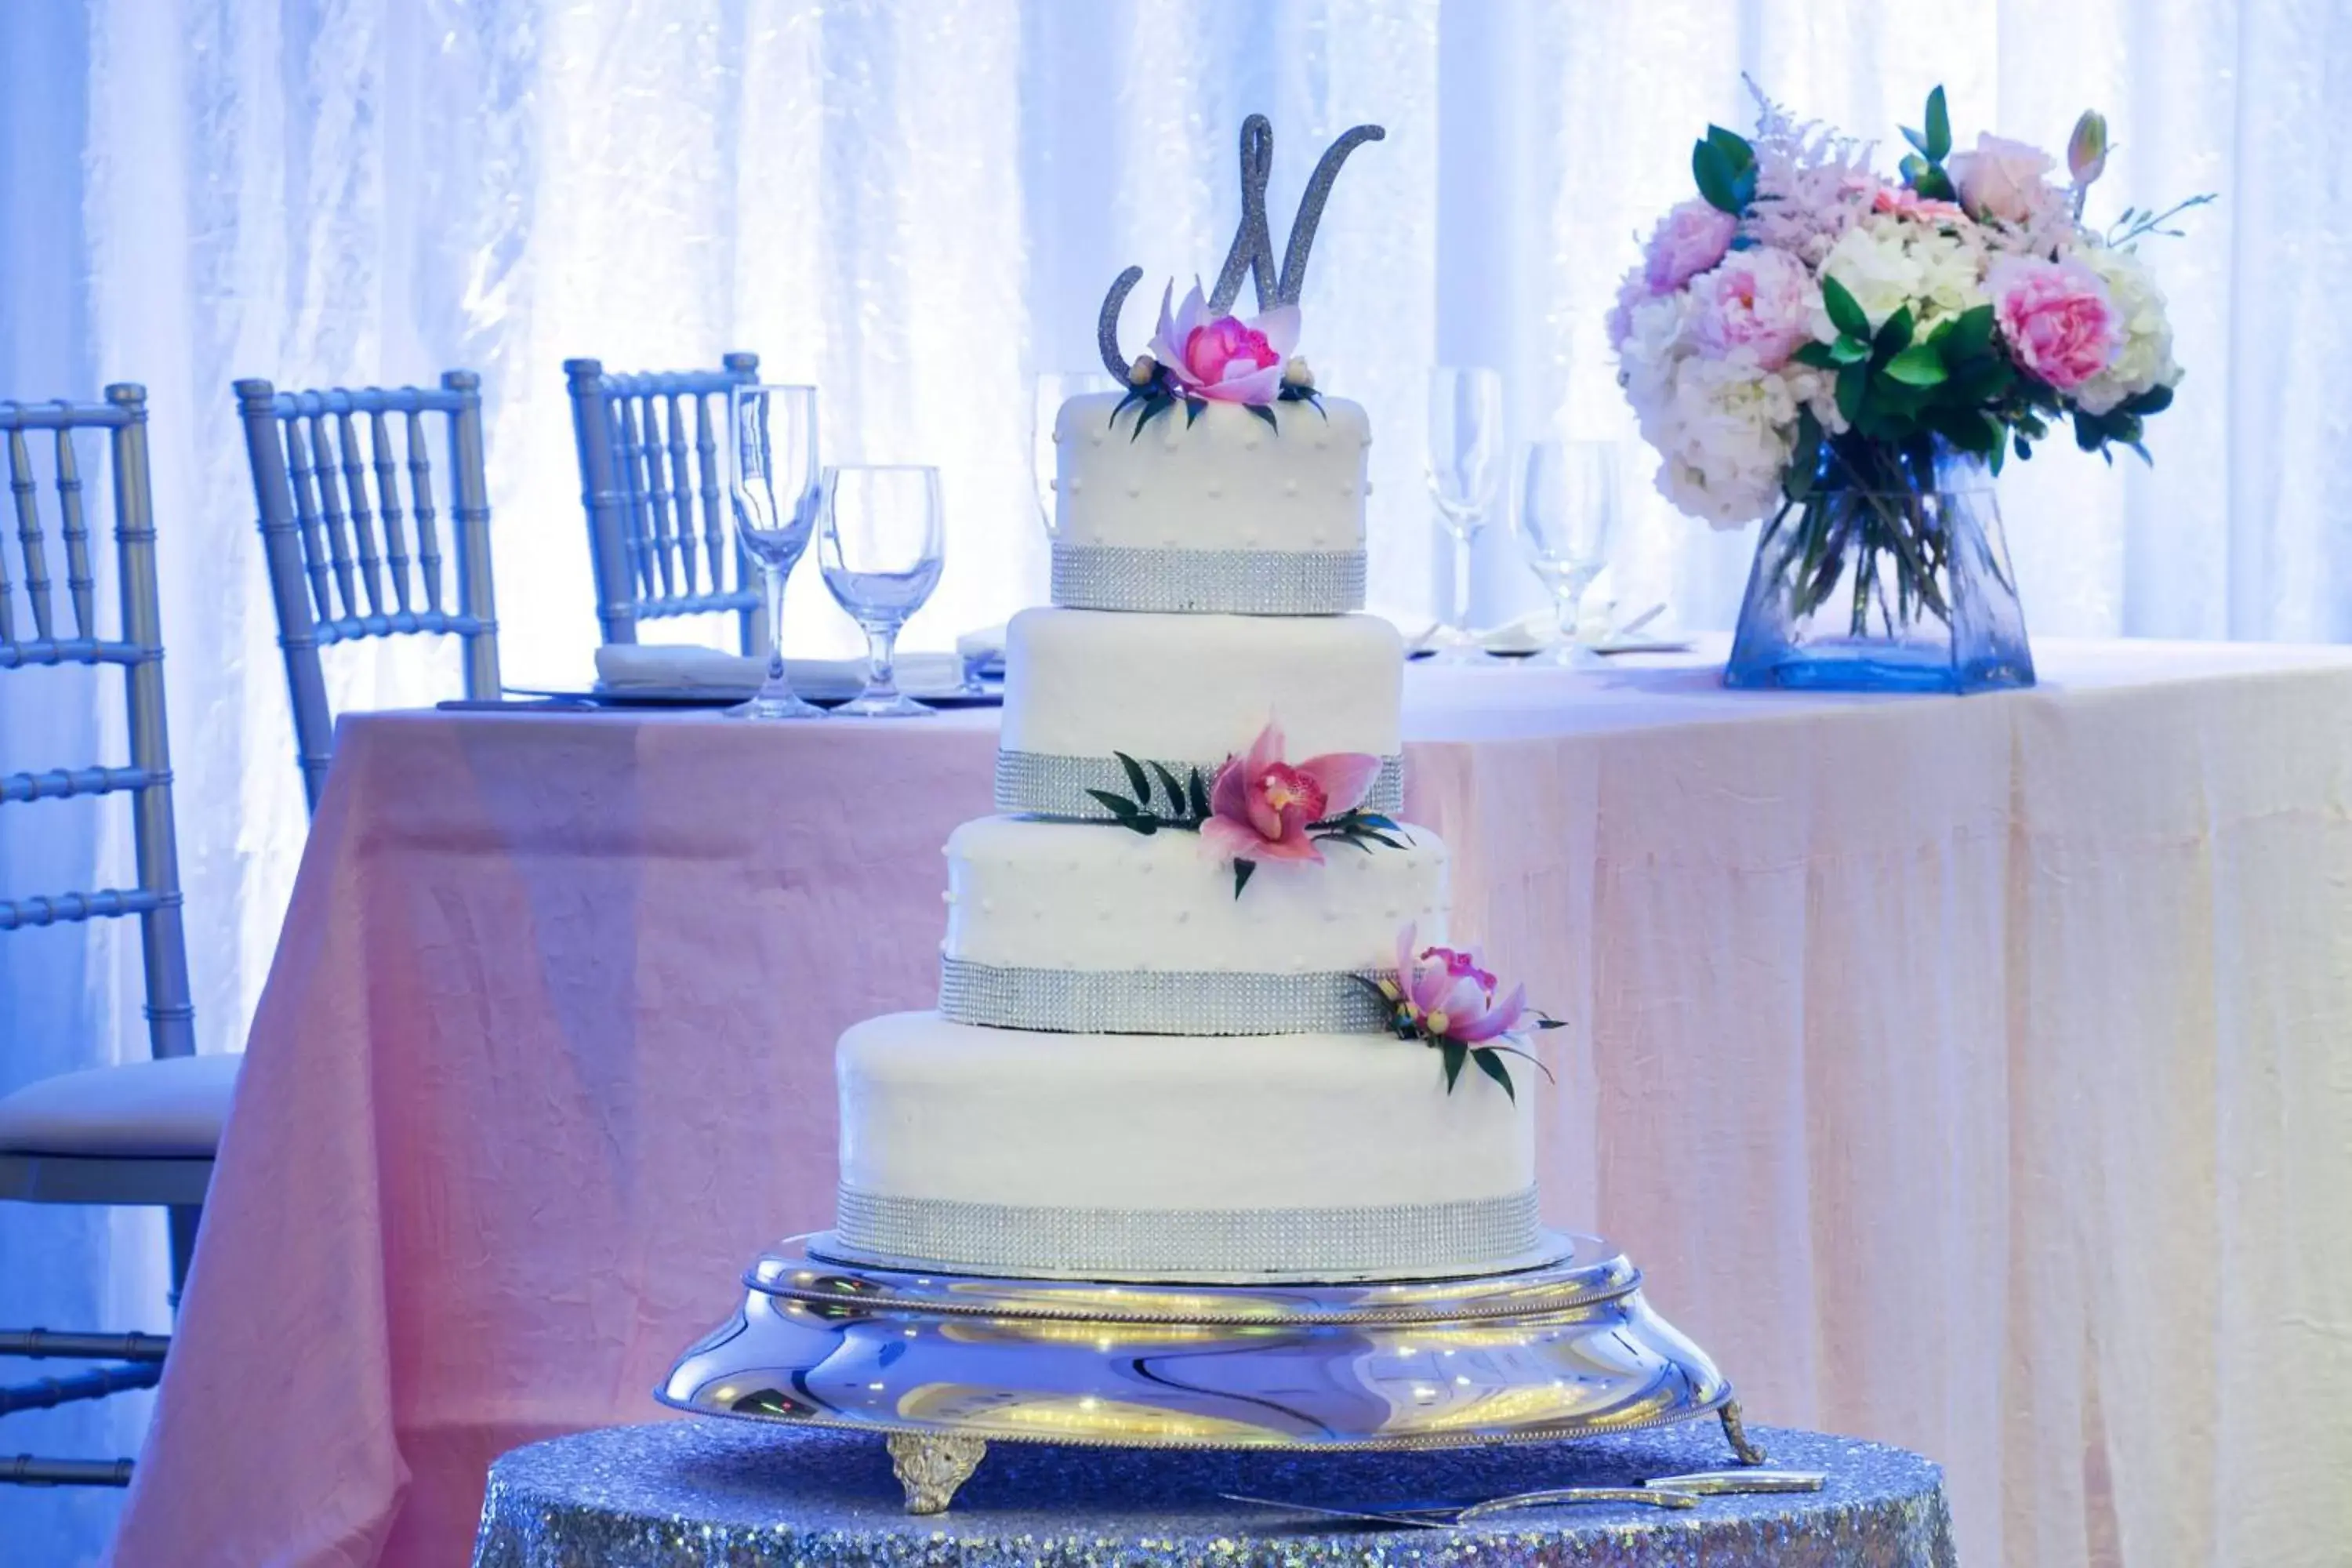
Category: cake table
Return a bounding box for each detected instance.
[470,1418,1956,1566]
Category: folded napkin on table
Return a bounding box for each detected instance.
[593,643,967,699]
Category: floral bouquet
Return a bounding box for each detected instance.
[1610,82,2207,691]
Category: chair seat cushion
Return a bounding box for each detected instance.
[0,1054,241,1159]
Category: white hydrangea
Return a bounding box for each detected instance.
[1615,273,1812,528]
[1816,215,1987,336]
[2071,243,2183,416]
[1653,353,1803,529]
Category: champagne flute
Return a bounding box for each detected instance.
[728,384,825,720]
[1427,367,1504,662]
[818,464,946,718]
[1033,372,1118,538]
[1517,438,1621,666]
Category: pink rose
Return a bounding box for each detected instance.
[1991,257,2118,391]
[1688,247,1817,370]
[1948,132,2058,225]
[1148,281,1301,405]
[1642,200,1739,293]
[1872,183,1969,226]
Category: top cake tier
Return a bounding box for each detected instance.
[1051,390,1370,615]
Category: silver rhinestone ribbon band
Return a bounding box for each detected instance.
[1051,543,1366,615]
[994,750,1404,820]
[939,957,1393,1036]
[833,1186,1543,1278]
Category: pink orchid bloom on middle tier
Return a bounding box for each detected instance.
[1200,720,1381,866]
[1149,281,1302,405]
[1385,924,1530,1045]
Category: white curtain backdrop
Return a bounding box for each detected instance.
[3,1,2347,1559]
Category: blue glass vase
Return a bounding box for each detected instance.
[1725,437,2034,694]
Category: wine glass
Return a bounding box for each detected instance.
[818,464,946,718]
[1033,372,1118,538]
[1517,438,1621,666]
[728,384,825,720]
[1427,367,1504,662]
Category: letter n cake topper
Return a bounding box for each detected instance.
[1098,115,1385,385]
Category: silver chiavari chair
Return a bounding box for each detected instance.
[564,352,764,652]
[235,373,501,815]
[0,384,227,1489]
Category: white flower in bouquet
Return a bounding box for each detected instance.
[2071,243,2184,416]
[1816,216,1987,336]
[1655,354,1808,529]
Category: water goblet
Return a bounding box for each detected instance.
[1033,372,1118,538]
[1517,439,1622,666]
[1427,366,1504,662]
[818,464,946,718]
[728,383,825,720]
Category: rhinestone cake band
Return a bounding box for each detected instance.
[938,957,1394,1035]
[994,750,1405,820]
[833,1185,1543,1277]
[1051,543,1367,615]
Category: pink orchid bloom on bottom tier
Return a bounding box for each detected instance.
[1381,925,1531,1045]
[1200,721,1381,866]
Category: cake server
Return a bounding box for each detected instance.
[1221,1486,1700,1530]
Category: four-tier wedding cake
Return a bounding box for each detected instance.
[828,118,1561,1285]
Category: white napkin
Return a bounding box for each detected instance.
[1398,603,1681,657]
[593,643,967,699]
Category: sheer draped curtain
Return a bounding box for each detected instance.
[3,0,2346,1557]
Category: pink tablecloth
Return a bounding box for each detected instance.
[114,641,2352,1566]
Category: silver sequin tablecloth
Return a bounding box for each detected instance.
[470,1418,1957,1566]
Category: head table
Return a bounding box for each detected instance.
[110,639,2352,1568]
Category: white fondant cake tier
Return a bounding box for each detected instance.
[996,608,1403,818]
[1054,392,1370,553]
[835,1011,1541,1279]
[943,812,1445,978]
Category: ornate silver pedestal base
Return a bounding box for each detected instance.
[662,1232,1752,1515]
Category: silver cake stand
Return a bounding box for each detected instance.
[659,1231,1764,1514]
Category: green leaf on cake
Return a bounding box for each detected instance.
[1187,768,1211,821]
[1115,750,1152,804]
[1245,403,1281,435]
[1440,1039,1468,1092]
[1185,397,1207,427]
[1232,859,1257,898]
[1148,760,1190,817]
[1471,1048,1518,1104]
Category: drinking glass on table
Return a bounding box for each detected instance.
[818,464,946,717]
[1516,437,1621,666]
[1033,372,1118,538]
[728,383,825,720]
[1427,366,1504,662]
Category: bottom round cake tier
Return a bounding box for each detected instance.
[836,1011,1543,1283]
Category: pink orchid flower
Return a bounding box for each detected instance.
[1149,281,1302,405]
[1200,720,1381,866]
[1383,924,1530,1045]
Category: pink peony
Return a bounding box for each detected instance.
[1688,247,1817,370]
[1149,281,1301,405]
[1202,721,1381,866]
[1991,256,2119,391]
[1948,132,2059,226]
[1385,926,1529,1045]
[1605,265,1650,350]
[1642,200,1739,293]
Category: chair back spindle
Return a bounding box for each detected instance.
[564,352,764,652]
[0,386,196,1066]
[234,376,502,815]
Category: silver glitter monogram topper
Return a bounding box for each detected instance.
[1098,114,1386,382]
